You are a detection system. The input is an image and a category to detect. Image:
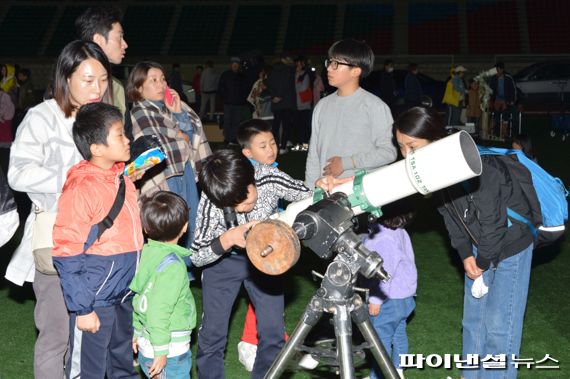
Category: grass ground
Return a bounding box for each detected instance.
[0,114,568,378]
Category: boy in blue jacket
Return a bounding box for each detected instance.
[52,103,143,379]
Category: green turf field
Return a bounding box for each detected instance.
[0,114,568,378]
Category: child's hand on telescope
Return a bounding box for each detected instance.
[220,220,259,250]
[369,303,381,316]
[315,175,353,193]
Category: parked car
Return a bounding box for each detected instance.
[514,61,570,106]
[362,69,446,109]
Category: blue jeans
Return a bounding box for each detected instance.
[167,164,199,281]
[369,297,416,379]
[462,243,533,379]
[139,351,192,378]
[166,164,199,246]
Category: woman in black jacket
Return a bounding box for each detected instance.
[394,107,533,379]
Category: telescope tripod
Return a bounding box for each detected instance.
[264,258,399,379]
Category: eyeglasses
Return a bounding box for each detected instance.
[324,59,357,70]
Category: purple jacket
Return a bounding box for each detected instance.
[363,225,417,305]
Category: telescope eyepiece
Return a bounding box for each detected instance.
[223,207,239,230]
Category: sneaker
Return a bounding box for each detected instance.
[286,140,294,148]
[298,353,319,370]
[237,341,257,372]
[279,148,288,155]
[291,144,302,151]
[301,143,309,151]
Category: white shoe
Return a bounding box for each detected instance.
[301,143,309,151]
[298,353,319,370]
[279,148,288,155]
[286,141,294,148]
[237,341,257,372]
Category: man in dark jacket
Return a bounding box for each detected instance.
[218,57,247,145]
[265,55,296,154]
[379,59,397,113]
[404,63,423,109]
[490,61,518,136]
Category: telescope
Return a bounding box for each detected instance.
[247,130,483,276]
[246,130,482,379]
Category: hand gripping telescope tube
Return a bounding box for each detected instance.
[275,131,482,226]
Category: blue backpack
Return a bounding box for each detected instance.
[478,146,569,248]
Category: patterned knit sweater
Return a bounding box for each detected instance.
[190,164,312,267]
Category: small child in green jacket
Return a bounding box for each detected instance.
[130,191,196,378]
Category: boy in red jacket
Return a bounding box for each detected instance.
[52,103,143,379]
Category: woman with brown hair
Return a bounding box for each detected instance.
[6,40,112,378]
[127,61,211,245]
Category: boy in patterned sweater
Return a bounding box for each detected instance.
[190,149,311,379]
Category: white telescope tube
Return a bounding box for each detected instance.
[275,131,482,226]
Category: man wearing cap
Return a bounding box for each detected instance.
[443,65,467,125]
[218,57,247,145]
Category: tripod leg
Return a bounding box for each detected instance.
[352,299,400,379]
[264,297,323,379]
[333,304,355,379]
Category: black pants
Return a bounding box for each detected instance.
[223,104,243,143]
[66,301,137,379]
[272,109,295,149]
[197,253,285,379]
[294,109,313,144]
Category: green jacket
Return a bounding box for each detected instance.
[130,239,196,356]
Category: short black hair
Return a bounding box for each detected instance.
[328,39,374,78]
[237,119,273,148]
[512,133,534,159]
[73,102,123,160]
[141,191,189,241]
[378,199,414,230]
[199,149,255,208]
[409,62,418,70]
[495,61,505,69]
[384,59,393,66]
[76,6,122,41]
